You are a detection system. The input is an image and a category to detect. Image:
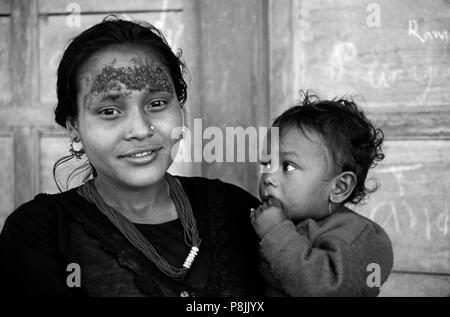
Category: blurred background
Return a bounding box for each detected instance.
[0,0,448,296]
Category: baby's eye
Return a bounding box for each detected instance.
[283,162,296,172]
[144,99,167,111]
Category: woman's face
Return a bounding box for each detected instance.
[74,46,182,189]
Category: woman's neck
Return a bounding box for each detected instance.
[93,175,177,224]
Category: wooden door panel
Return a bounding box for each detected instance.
[380,272,450,297]
[38,0,182,13]
[39,131,71,194]
[0,130,14,232]
[0,17,11,104]
[196,0,268,196]
[0,0,10,14]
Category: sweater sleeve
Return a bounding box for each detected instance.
[259,219,381,297]
[0,199,81,296]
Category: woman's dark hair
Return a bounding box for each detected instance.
[272,91,385,205]
[53,16,188,191]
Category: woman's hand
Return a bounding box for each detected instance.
[250,198,287,239]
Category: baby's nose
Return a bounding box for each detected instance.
[263,173,279,187]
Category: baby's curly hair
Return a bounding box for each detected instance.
[272,91,385,205]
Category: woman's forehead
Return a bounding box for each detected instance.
[79,46,168,77]
[76,47,174,108]
[86,63,174,95]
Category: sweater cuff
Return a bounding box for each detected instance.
[260,220,298,248]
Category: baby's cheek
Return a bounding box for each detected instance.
[283,202,304,220]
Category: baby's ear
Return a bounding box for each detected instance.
[330,171,357,203]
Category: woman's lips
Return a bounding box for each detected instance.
[120,145,164,157]
[128,150,153,158]
[120,146,163,165]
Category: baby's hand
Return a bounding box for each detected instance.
[250,198,287,239]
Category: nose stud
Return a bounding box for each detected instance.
[149,125,155,131]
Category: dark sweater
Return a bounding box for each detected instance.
[0,176,262,297]
[259,206,394,297]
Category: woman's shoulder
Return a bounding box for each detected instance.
[11,188,80,213]
[2,189,83,234]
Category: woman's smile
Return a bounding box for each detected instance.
[120,145,164,165]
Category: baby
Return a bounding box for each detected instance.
[251,93,393,296]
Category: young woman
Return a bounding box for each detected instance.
[0,17,262,297]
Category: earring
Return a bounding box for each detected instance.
[179,126,187,139]
[328,199,334,215]
[69,139,85,159]
[179,107,187,139]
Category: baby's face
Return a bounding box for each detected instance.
[259,126,335,222]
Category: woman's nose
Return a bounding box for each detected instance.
[125,109,154,140]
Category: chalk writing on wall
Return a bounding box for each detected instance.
[323,40,450,105]
[361,164,449,241]
[293,4,450,109]
[408,20,449,44]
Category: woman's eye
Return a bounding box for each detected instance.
[145,100,167,111]
[283,162,296,172]
[99,108,120,116]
